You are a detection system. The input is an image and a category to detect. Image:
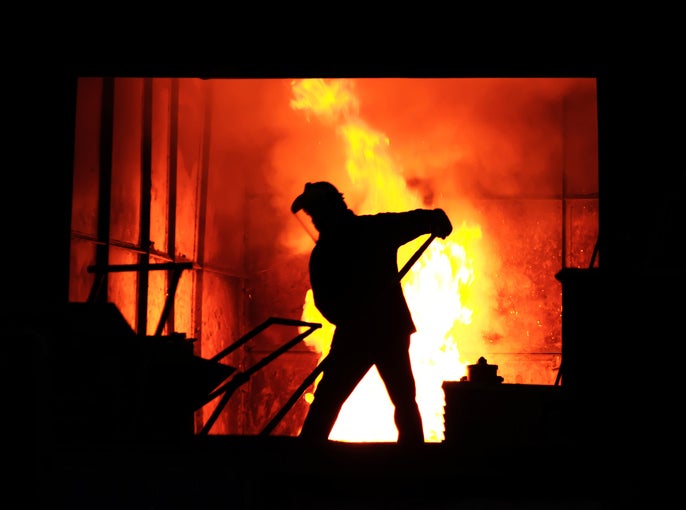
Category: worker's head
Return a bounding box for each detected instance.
[291,181,348,233]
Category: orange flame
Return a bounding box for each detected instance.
[293,78,480,442]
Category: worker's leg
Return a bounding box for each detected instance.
[376,341,424,444]
[299,340,371,441]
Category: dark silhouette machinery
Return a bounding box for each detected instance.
[27,261,322,442]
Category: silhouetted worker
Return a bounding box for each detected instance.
[291,181,453,444]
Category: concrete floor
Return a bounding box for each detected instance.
[36,434,640,509]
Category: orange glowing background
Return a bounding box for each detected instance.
[269,77,598,442]
[70,76,598,440]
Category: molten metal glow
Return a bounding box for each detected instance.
[294,78,480,442]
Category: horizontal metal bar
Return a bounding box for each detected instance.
[87,262,194,273]
[208,317,321,363]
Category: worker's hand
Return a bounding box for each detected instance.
[432,208,453,239]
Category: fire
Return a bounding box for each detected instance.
[293,78,480,442]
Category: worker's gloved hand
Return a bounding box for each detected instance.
[432,208,453,239]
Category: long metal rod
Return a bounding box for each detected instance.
[398,234,436,281]
[260,355,331,436]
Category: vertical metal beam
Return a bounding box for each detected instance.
[193,82,212,344]
[93,77,115,304]
[561,96,568,270]
[136,78,153,336]
[192,81,213,433]
[165,78,180,335]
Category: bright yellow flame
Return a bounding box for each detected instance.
[290,78,359,124]
[294,78,479,442]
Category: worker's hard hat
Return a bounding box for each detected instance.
[291,181,344,214]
